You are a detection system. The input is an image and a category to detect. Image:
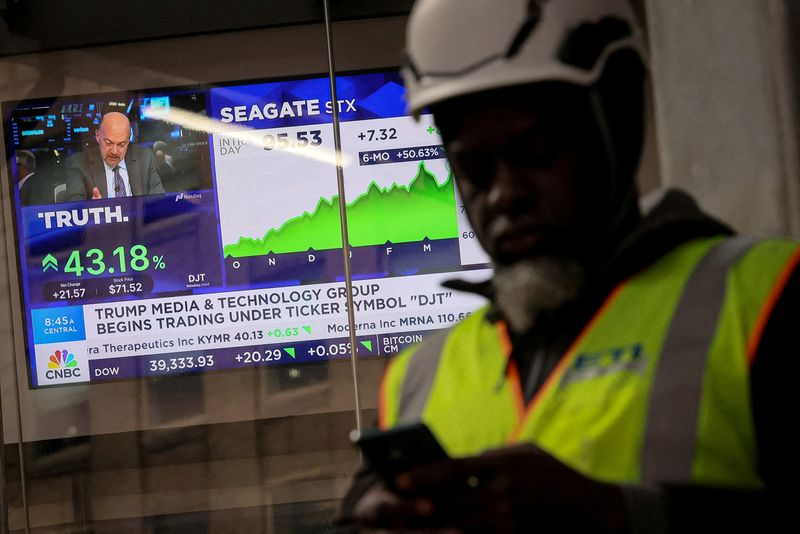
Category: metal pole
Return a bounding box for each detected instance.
[0,382,6,534]
[323,0,363,434]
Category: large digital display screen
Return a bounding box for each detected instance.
[3,71,491,388]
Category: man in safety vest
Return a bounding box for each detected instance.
[338,0,799,532]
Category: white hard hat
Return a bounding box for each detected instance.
[403,0,647,116]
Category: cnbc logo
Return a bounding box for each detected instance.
[46,349,82,379]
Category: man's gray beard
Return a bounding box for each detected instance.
[492,257,586,335]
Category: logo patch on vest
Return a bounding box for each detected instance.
[560,343,647,387]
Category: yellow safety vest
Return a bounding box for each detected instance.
[379,237,800,487]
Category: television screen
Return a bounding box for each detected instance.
[3,70,491,388]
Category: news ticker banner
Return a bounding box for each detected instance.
[30,269,490,386]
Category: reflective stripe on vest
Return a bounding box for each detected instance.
[379,237,800,486]
[397,329,449,425]
[641,236,758,482]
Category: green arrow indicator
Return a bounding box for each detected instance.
[302,326,312,334]
[359,340,373,352]
[284,347,296,359]
[42,254,59,272]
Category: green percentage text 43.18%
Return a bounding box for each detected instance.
[60,245,166,277]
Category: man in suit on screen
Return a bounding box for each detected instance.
[15,149,39,206]
[65,111,164,201]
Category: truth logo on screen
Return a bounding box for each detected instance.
[46,349,82,379]
[36,206,129,229]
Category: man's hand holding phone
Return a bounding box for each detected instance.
[351,424,628,533]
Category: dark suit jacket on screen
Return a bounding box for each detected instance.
[19,173,38,206]
[65,144,165,201]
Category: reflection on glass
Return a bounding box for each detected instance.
[333,72,492,432]
[1,43,489,534]
[2,70,360,530]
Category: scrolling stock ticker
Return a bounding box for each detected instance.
[13,71,491,387]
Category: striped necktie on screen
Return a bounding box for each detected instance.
[112,165,127,197]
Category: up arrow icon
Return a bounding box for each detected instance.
[41,254,59,272]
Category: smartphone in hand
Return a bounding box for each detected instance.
[352,422,449,489]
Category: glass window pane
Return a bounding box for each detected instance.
[0,18,370,532]
[330,17,492,431]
